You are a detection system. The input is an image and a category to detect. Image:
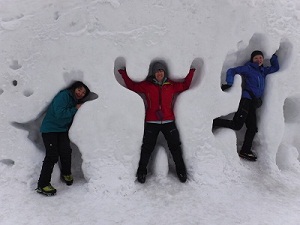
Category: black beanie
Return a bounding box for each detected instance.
[250,50,264,62]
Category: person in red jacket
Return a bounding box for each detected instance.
[118,61,195,183]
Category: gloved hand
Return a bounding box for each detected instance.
[221,84,232,91]
[118,68,127,75]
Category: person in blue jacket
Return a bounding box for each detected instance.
[36,81,90,196]
[213,50,279,161]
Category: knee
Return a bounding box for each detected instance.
[248,126,258,134]
[60,148,72,157]
[44,155,59,164]
[141,142,155,154]
[169,140,181,150]
[231,121,244,130]
[142,135,156,152]
[169,143,182,154]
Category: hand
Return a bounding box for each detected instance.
[118,68,126,75]
[221,84,232,91]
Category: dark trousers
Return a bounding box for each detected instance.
[138,121,186,174]
[213,98,258,153]
[38,132,72,187]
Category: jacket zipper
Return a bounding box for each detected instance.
[159,85,162,124]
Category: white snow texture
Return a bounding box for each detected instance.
[1,0,300,224]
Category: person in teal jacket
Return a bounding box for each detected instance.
[213,50,279,161]
[36,81,90,196]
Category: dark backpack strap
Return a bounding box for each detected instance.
[244,89,256,100]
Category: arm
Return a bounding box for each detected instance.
[118,69,146,93]
[52,92,78,119]
[173,68,195,93]
[225,65,249,85]
[264,54,279,75]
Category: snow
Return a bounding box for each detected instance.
[1,0,300,224]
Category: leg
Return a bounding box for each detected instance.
[38,133,59,188]
[137,123,160,177]
[57,132,74,185]
[241,105,258,154]
[58,132,72,176]
[213,98,251,131]
[162,122,187,182]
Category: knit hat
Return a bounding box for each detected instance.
[152,62,166,75]
[250,50,264,62]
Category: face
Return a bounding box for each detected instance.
[155,69,165,82]
[252,55,264,66]
[74,86,86,100]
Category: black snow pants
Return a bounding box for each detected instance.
[38,132,72,187]
[137,121,186,174]
[213,98,258,153]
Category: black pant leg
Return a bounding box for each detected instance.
[58,132,72,175]
[161,122,186,173]
[213,98,250,131]
[38,133,59,187]
[241,104,258,153]
[213,117,233,128]
[138,123,160,173]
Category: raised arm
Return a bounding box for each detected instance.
[173,68,196,93]
[264,54,279,75]
[118,69,146,93]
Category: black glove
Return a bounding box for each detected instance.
[221,84,232,91]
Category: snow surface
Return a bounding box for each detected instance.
[1,0,300,224]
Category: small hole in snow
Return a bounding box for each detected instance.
[23,89,33,97]
[0,159,15,166]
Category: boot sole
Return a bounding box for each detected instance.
[36,190,56,196]
[61,176,73,186]
[239,153,257,161]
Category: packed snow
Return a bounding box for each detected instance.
[1,0,300,224]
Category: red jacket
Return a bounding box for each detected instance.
[119,69,195,122]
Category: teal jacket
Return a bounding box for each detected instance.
[40,90,78,133]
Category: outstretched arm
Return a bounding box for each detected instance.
[118,69,146,93]
[225,65,249,85]
[173,68,196,93]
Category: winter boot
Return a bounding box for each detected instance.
[239,151,257,161]
[176,168,187,183]
[61,174,73,186]
[36,184,57,196]
[136,168,147,184]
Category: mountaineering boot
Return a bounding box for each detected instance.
[177,170,187,183]
[176,166,187,183]
[137,173,146,183]
[136,168,147,184]
[61,174,74,186]
[36,184,57,196]
[239,151,257,161]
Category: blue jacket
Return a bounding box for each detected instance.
[226,54,279,99]
[40,89,78,133]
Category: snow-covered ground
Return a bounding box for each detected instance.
[1,0,300,224]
